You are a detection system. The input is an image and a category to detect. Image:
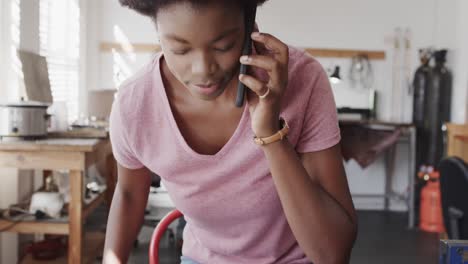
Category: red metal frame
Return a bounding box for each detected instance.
[149,209,183,264]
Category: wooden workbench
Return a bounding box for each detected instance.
[339,119,417,229]
[446,123,468,162]
[0,137,116,264]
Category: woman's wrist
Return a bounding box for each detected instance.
[255,125,280,138]
[253,116,283,138]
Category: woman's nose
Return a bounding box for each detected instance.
[191,52,217,77]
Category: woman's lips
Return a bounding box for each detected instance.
[193,83,220,95]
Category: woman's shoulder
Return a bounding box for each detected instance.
[284,46,328,97]
[281,46,331,114]
[115,54,162,110]
[117,53,160,97]
[287,46,324,77]
[113,53,164,123]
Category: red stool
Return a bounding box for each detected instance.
[149,209,184,264]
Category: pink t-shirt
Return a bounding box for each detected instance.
[109,46,340,264]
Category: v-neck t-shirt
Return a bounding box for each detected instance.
[109,46,341,264]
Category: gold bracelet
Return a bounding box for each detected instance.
[253,118,289,146]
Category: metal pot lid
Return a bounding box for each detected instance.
[0,100,51,108]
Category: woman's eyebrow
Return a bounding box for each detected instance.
[210,27,240,43]
[165,34,190,44]
[165,27,240,44]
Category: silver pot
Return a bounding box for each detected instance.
[0,101,51,138]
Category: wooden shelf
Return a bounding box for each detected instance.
[0,137,115,263]
[0,190,106,235]
[339,119,414,128]
[20,232,105,264]
[0,138,104,152]
[304,48,385,60]
[100,42,386,60]
[48,128,109,139]
[453,134,468,162]
[0,219,68,235]
[446,123,468,162]
[100,42,161,53]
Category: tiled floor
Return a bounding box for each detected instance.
[126,210,439,264]
[350,211,439,264]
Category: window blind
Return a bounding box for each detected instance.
[39,0,80,122]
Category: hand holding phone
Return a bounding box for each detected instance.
[235,5,257,107]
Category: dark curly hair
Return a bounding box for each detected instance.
[119,0,269,17]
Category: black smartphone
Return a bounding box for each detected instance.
[235,5,257,107]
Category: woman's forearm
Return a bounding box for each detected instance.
[262,140,357,264]
[103,185,149,263]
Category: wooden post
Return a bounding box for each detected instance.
[69,170,83,264]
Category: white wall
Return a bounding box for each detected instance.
[0,0,20,262]
[450,0,468,123]
[79,0,90,118]
[0,0,5,99]
[96,0,157,91]
[19,0,39,53]
[0,0,22,103]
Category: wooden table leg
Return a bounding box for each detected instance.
[408,126,417,229]
[69,170,83,264]
[384,144,397,211]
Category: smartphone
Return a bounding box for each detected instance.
[235,5,257,107]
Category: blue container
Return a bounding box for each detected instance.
[440,240,468,264]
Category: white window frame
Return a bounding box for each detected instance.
[39,0,83,122]
[0,1,5,98]
[0,0,21,102]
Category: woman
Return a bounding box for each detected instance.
[103,0,357,263]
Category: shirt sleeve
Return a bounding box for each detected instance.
[109,95,145,169]
[295,64,341,153]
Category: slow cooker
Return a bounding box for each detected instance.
[0,100,51,138]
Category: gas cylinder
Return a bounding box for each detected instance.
[426,50,452,167]
[412,49,432,169]
[419,170,445,233]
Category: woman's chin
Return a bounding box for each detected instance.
[189,83,228,101]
